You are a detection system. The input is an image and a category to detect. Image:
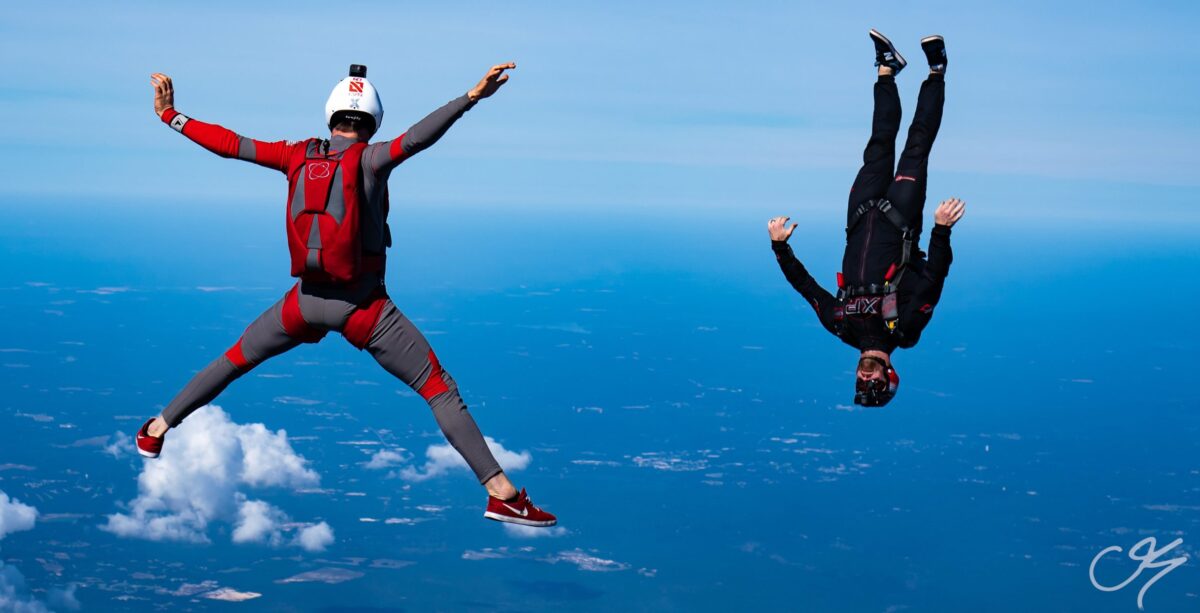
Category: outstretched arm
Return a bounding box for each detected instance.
[896,198,964,346]
[151,73,294,172]
[769,216,841,335]
[925,198,963,280]
[365,62,517,174]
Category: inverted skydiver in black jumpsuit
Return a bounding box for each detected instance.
[769,30,966,407]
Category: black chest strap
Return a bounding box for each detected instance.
[834,271,903,337]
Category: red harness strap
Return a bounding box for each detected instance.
[281,285,327,343]
[224,284,325,370]
[341,287,389,350]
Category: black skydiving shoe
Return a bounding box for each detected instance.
[921,35,947,74]
[869,29,906,74]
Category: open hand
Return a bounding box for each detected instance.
[150,73,174,117]
[768,216,798,242]
[468,62,516,102]
[934,198,966,228]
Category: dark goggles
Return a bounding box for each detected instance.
[854,376,895,407]
[853,357,898,407]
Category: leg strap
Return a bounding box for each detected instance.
[417,350,451,401]
[342,287,390,350]
[281,284,327,343]
[224,339,251,370]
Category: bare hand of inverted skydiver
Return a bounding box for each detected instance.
[768,216,798,242]
[467,63,516,102]
[150,73,175,117]
[934,198,966,228]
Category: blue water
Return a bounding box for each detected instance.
[1,197,1198,611]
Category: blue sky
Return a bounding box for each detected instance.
[3,1,1197,223]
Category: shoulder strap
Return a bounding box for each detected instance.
[872,199,917,274]
[873,199,910,234]
[846,199,875,232]
[848,198,912,233]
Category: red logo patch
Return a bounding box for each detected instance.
[349,81,364,93]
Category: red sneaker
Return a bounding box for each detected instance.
[136,418,165,458]
[484,488,557,527]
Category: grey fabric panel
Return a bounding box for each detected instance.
[358,164,388,253]
[236,297,306,363]
[307,220,322,248]
[238,137,256,161]
[395,95,474,162]
[427,372,503,483]
[329,135,357,151]
[290,174,306,219]
[362,139,394,175]
[161,296,303,427]
[326,165,346,223]
[366,301,502,483]
[295,284,359,331]
[330,136,388,253]
[305,219,322,272]
[345,95,475,252]
[160,355,243,427]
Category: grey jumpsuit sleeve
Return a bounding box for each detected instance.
[363,95,477,175]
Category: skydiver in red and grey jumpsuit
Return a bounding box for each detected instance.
[135,64,556,527]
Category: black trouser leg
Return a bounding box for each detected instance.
[886,75,945,238]
[847,77,902,226]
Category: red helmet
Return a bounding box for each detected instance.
[854,356,899,407]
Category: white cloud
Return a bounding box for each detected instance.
[631,453,708,472]
[0,491,76,612]
[229,499,332,552]
[275,568,363,585]
[0,492,37,540]
[294,522,334,552]
[541,549,630,572]
[399,437,530,482]
[502,523,569,539]
[364,449,406,470]
[461,547,524,561]
[0,568,52,613]
[44,586,80,611]
[202,587,261,602]
[102,405,333,551]
[231,498,289,547]
[103,431,131,458]
[460,546,627,573]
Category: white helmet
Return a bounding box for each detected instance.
[324,64,383,134]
